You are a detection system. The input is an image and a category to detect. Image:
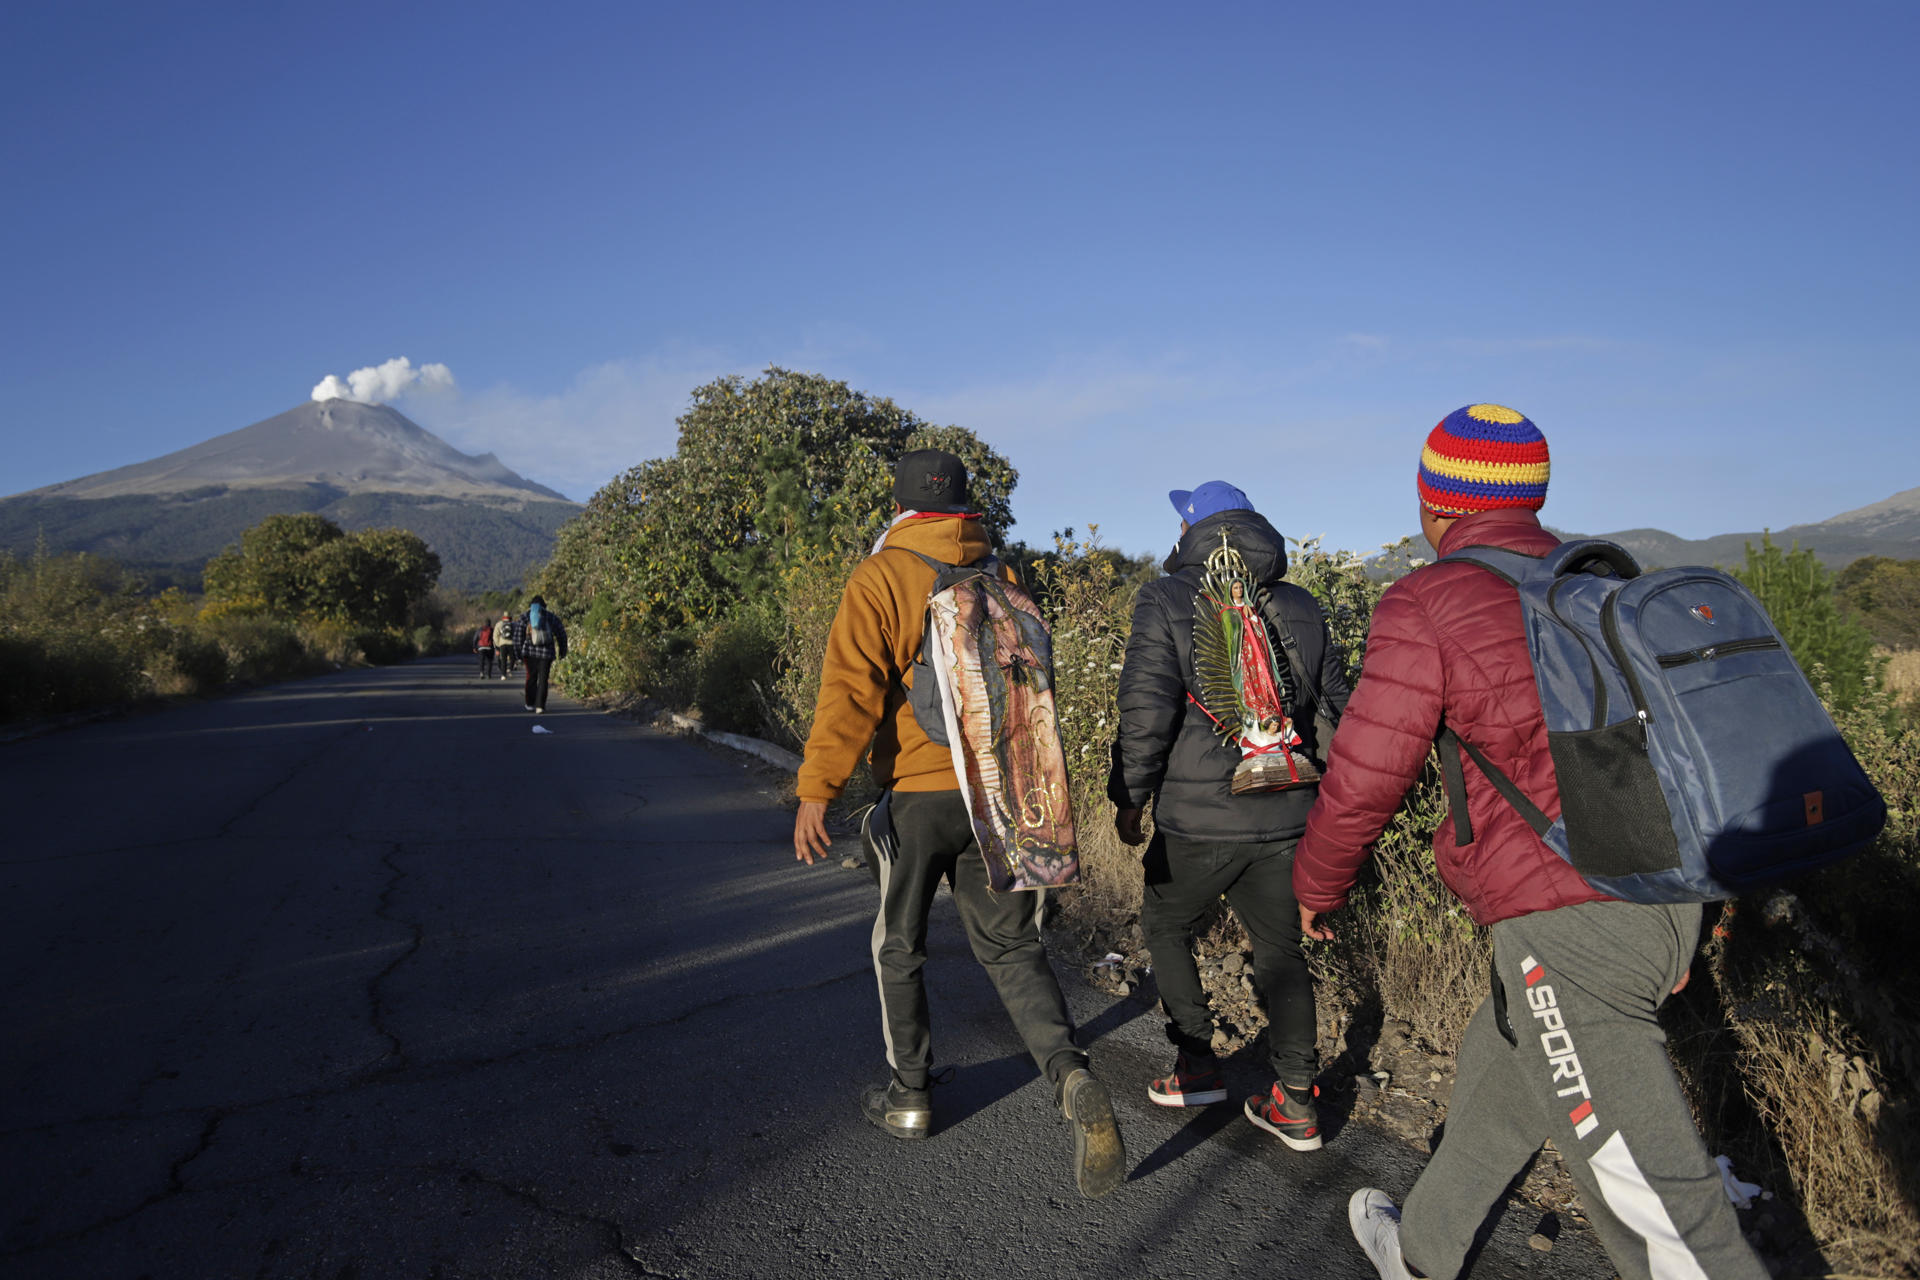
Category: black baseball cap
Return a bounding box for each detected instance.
[893,449,973,514]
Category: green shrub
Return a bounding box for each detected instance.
[1733,534,1882,710]
[354,628,415,666]
[150,629,229,695]
[203,614,317,685]
[693,602,784,735]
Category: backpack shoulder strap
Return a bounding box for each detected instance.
[879,546,997,675]
[1438,544,1545,586]
[1437,726,1552,846]
[1260,591,1340,728]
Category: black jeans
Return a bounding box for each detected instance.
[477,649,494,678]
[523,657,552,709]
[1140,830,1316,1086]
[866,789,1085,1091]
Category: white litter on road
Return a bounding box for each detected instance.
[1715,1154,1767,1207]
[532,725,553,735]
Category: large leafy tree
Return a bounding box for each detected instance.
[204,514,440,629]
[203,513,342,614]
[539,367,1017,639]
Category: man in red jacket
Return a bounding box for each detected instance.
[1294,406,1767,1280]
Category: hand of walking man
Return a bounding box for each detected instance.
[1298,905,1334,942]
[1114,807,1146,847]
[794,800,832,865]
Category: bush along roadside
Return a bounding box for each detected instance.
[0,523,466,726]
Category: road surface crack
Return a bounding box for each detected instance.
[0,1109,225,1260]
[363,842,424,1073]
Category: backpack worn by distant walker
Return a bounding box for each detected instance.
[887,548,1079,892]
[1440,539,1886,902]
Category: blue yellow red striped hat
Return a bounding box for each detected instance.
[1417,404,1550,517]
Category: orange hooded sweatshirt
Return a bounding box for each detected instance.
[796,513,1013,802]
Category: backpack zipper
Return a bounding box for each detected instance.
[1600,594,1653,750]
[1655,636,1782,668]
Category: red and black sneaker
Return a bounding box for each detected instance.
[1245,1080,1322,1150]
[1147,1051,1229,1107]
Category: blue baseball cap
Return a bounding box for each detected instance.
[1169,481,1254,524]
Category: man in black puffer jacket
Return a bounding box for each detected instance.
[1108,481,1351,1150]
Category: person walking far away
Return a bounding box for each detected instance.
[792,448,1127,1199]
[511,596,568,714]
[1293,405,1770,1280]
[495,611,517,678]
[1108,481,1351,1148]
[474,618,495,680]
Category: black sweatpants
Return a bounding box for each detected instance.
[1140,831,1316,1085]
[523,657,552,710]
[477,649,494,678]
[866,788,1085,1091]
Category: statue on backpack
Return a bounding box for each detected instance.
[1192,534,1320,795]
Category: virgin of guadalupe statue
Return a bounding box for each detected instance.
[1191,534,1322,794]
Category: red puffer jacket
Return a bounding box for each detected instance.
[1293,509,1608,926]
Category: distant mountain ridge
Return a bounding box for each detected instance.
[2,402,579,592]
[1583,485,1920,570]
[1369,485,1920,577]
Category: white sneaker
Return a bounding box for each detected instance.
[1348,1188,1417,1280]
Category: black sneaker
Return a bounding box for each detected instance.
[1147,1050,1228,1107]
[1059,1067,1126,1198]
[861,1078,931,1140]
[1245,1080,1323,1151]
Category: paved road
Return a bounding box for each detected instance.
[1,658,1614,1279]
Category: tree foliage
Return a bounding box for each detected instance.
[537,367,1017,687]
[1835,555,1920,651]
[1732,533,1882,708]
[204,513,440,629]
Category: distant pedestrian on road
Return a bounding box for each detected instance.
[792,449,1126,1199]
[474,619,495,679]
[1294,406,1769,1280]
[495,611,517,678]
[1108,481,1350,1147]
[511,596,567,714]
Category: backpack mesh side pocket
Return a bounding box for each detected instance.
[1547,720,1680,879]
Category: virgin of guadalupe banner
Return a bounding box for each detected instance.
[924,574,1079,891]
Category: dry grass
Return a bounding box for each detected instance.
[1880,648,1920,706]
[1735,1015,1919,1277]
[1333,765,1488,1055]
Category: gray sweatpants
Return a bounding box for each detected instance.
[865,789,1086,1091]
[1400,900,1768,1280]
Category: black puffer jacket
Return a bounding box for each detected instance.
[1107,509,1352,842]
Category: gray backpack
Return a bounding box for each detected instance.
[1441,540,1885,902]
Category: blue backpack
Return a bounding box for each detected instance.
[1439,539,1885,903]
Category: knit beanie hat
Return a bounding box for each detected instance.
[1417,404,1551,517]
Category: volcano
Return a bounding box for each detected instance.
[23,399,568,503]
[3,402,580,591]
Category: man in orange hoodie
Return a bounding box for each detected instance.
[793,449,1126,1200]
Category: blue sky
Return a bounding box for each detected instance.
[3,0,1915,558]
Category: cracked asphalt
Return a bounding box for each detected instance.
[1,657,1618,1279]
